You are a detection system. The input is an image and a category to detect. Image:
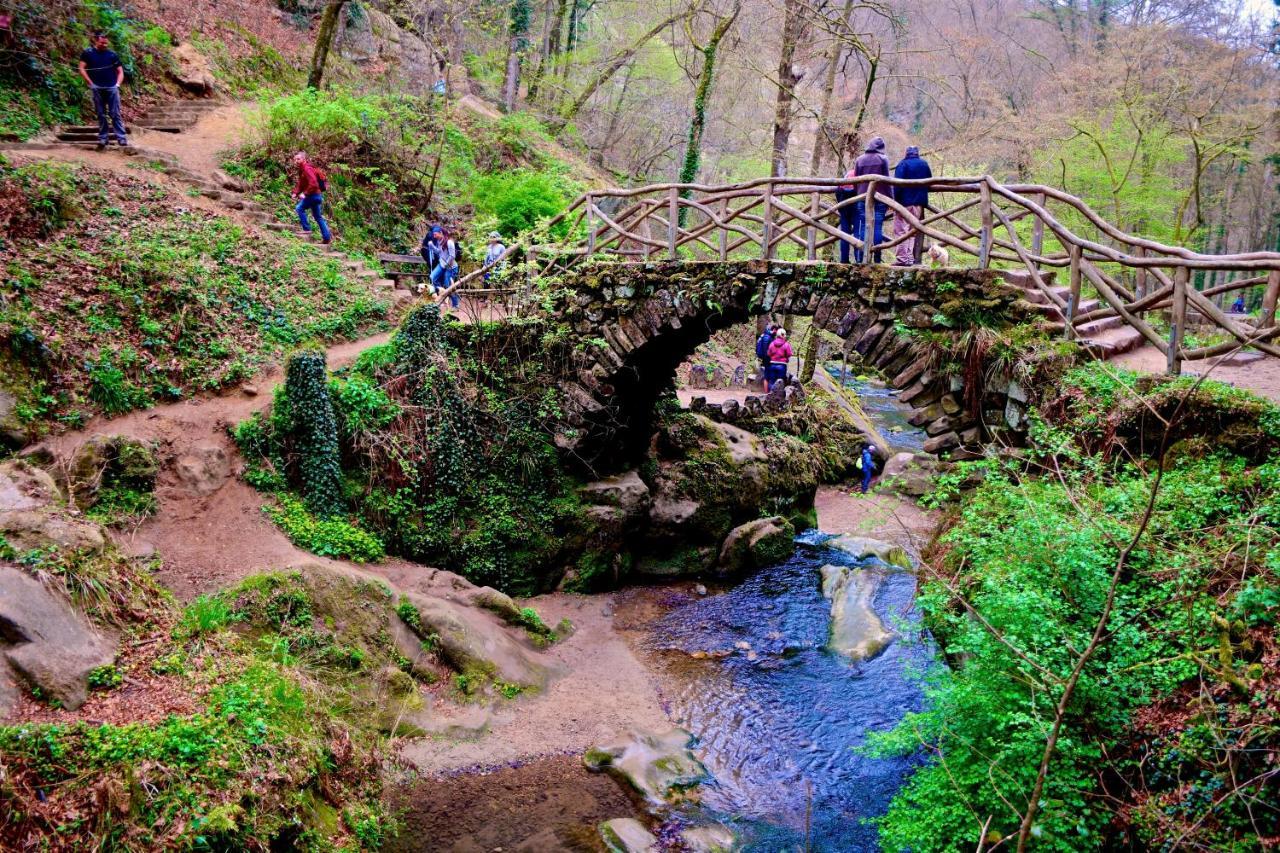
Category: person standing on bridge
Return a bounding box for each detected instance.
[78,32,128,151]
[892,146,932,267]
[850,137,890,264]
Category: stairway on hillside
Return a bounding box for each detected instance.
[1003,270,1146,359]
[128,148,405,301]
[54,98,222,146]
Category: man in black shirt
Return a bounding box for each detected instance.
[78,32,127,150]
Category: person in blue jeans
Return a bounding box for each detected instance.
[833,137,890,263]
[78,32,128,150]
[860,444,876,493]
[291,152,332,244]
[429,228,460,308]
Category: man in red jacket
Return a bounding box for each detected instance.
[291,152,332,244]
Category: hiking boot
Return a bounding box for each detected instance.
[95,142,106,151]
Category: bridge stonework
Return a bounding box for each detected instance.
[548,260,1030,466]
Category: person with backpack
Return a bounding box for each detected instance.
[78,32,128,150]
[891,145,932,266]
[291,152,331,245]
[766,327,793,389]
[755,322,778,391]
[859,443,876,494]
[429,227,460,308]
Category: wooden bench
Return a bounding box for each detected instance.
[376,253,433,286]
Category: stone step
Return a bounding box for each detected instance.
[61,123,189,134]
[1080,326,1144,360]
[0,142,57,151]
[1074,316,1123,336]
[373,278,396,289]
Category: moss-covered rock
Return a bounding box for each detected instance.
[584,727,710,803]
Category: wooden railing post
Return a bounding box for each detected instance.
[585,193,596,256]
[718,197,728,261]
[978,181,993,269]
[667,187,678,261]
[1168,266,1188,375]
[761,181,774,259]
[865,179,877,262]
[1262,268,1280,328]
[1030,191,1045,270]
[1065,245,1082,341]
[1135,246,1147,302]
[806,191,818,260]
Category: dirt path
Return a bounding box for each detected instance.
[815,485,939,557]
[39,334,392,599]
[1111,343,1280,404]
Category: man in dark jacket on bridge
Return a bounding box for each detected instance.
[892,146,932,266]
[836,136,891,264]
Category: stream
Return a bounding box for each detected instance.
[824,362,925,453]
[628,534,932,851]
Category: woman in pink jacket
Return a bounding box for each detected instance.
[765,328,793,389]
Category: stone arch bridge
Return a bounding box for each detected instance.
[545,260,1030,468]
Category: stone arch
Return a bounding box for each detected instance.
[549,261,1018,469]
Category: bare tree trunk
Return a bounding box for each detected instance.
[529,0,566,101]
[502,0,532,112]
[552,7,694,131]
[808,0,853,176]
[677,0,740,222]
[307,0,349,90]
[770,0,805,177]
[593,62,635,168]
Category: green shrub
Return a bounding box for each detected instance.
[178,595,236,637]
[282,351,345,519]
[472,169,573,236]
[264,494,384,563]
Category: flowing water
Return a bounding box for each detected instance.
[630,533,933,851]
[824,363,925,452]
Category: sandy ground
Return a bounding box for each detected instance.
[814,485,940,561]
[394,590,672,774]
[1112,344,1280,403]
[385,755,643,853]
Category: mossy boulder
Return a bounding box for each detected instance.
[717,516,795,575]
[827,535,913,570]
[584,727,710,803]
[599,818,659,853]
[820,564,894,662]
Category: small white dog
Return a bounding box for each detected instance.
[926,243,949,268]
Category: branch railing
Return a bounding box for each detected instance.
[437,175,1280,373]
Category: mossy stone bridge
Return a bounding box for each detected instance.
[432,176,1280,466]
[448,176,1280,373]
[537,260,1019,467]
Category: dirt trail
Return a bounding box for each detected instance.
[1112,343,1280,404]
[39,334,392,598]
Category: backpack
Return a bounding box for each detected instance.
[755,331,774,360]
[316,169,327,192]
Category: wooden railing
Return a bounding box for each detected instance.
[440,176,1280,373]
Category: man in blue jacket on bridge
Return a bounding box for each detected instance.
[892,146,932,266]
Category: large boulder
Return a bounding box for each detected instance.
[0,459,104,554]
[599,818,659,853]
[584,728,710,803]
[0,566,116,711]
[827,535,912,570]
[402,592,549,689]
[579,470,651,517]
[878,452,941,498]
[0,390,28,448]
[820,564,893,661]
[717,516,794,575]
[170,42,216,96]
